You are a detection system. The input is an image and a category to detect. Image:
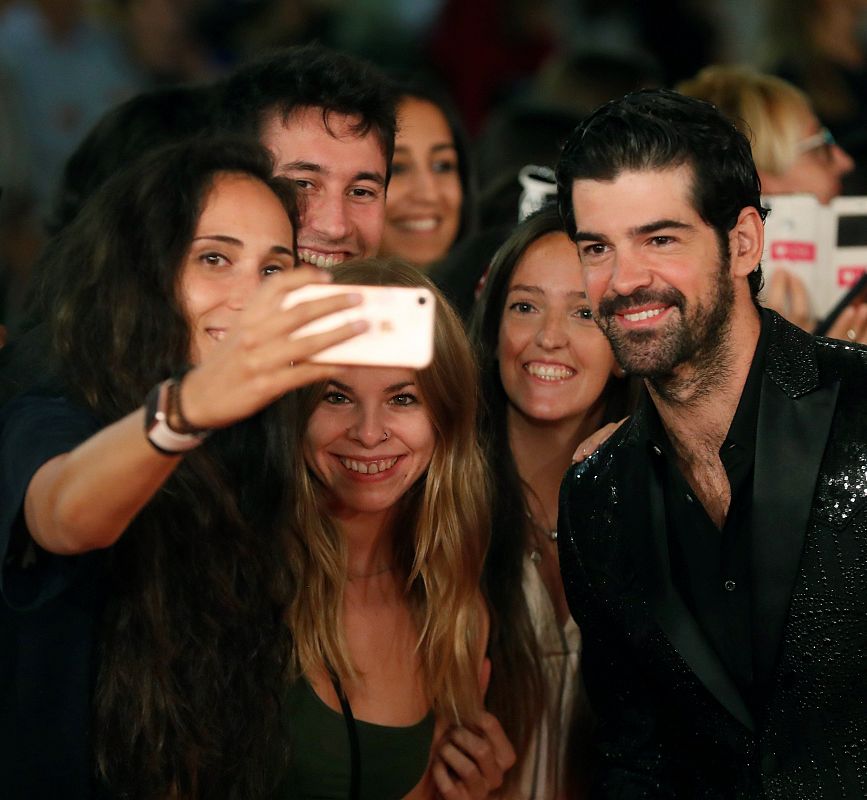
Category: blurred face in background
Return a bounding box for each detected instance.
[380,97,463,269]
[760,113,854,204]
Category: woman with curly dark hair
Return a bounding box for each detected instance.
[0,136,365,798]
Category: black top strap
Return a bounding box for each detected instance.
[330,673,361,800]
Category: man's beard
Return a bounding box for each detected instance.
[595,252,734,382]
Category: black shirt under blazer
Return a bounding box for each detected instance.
[558,311,867,799]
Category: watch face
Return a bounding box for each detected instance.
[144,380,205,454]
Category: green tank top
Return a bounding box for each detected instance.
[276,678,435,800]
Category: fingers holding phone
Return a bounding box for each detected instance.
[178,268,368,429]
[282,283,436,369]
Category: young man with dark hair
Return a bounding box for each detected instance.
[219,43,397,267]
[555,88,867,797]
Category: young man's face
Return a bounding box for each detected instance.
[261,106,387,267]
[570,165,739,379]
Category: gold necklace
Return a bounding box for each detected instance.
[526,510,558,564]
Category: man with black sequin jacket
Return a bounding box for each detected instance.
[553,88,867,798]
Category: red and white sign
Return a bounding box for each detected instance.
[770,241,817,262]
[837,266,866,287]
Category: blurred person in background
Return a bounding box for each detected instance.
[0,0,141,216]
[0,0,142,337]
[105,0,219,85]
[679,65,865,343]
[379,78,475,271]
[1,82,219,403]
[766,0,867,148]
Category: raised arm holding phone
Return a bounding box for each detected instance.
[0,138,366,798]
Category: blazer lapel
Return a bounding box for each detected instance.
[751,372,838,686]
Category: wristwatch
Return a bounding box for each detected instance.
[144,378,210,455]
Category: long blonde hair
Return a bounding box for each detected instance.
[285,258,490,724]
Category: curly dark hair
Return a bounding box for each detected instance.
[218,43,397,183]
[556,88,768,298]
[38,137,300,798]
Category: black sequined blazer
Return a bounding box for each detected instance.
[558,311,867,799]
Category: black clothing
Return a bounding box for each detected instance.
[0,393,105,799]
[0,323,55,406]
[644,315,769,703]
[558,311,867,798]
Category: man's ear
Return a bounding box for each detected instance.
[729,206,765,279]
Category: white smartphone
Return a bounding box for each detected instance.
[281,283,436,368]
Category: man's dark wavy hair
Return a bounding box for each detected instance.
[556,88,768,298]
[218,43,397,183]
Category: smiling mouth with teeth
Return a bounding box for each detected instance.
[298,249,347,269]
[525,363,575,381]
[394,218,439,232]
[338,456,399,475]
[622,307,665,322]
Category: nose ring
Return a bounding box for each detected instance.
[382,430,390,442]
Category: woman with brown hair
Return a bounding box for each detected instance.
[471,205,636,798]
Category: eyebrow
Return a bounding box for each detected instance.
[574,219,694,243]
[395,143,456,154]
[280,160,386,186]
[327,379,416,394]
[508,283,586,299]
[193,235,293,256]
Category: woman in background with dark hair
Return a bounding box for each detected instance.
[471,204,636,798]
[379,78,475,271]
[0,137,364,798]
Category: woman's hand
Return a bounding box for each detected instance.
[573,417,628,463]
[23,268,366,555]
[431,712,516,799]
[825,302,867,345]
[179,267,366,430]
[764,269,812,331]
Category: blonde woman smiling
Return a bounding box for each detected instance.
[279,259,514,800]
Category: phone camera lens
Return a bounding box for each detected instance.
[418,296,426,305]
